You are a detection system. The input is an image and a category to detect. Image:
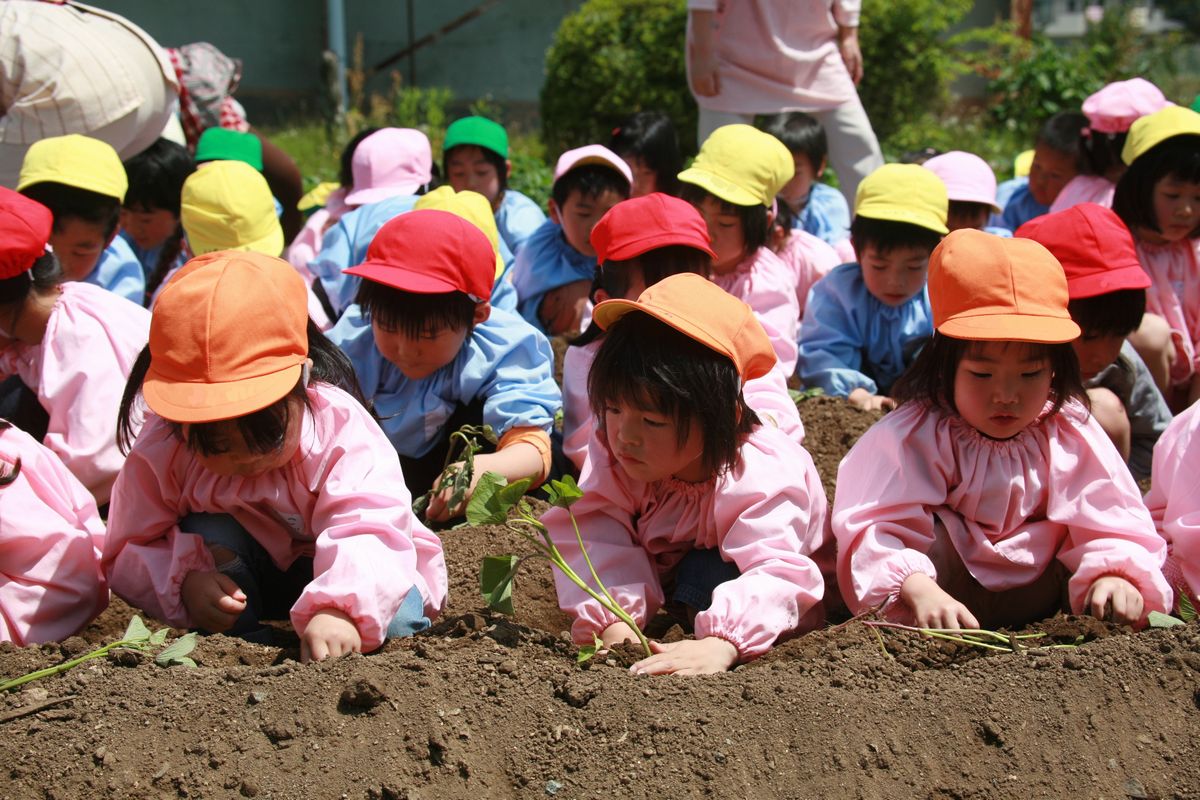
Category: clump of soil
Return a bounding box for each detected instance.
[4,396,1198,799]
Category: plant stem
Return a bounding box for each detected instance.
[565,508,651,655]
[0,639,143,692]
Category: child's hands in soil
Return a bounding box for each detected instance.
[1084,575,1144,625]
[424,460,481,522]
[629,638,738,676]
[900,573,979,630]
[300,608,361,663]
[538,279,591,336]
[181,570,247,633]
[847,388,896,413]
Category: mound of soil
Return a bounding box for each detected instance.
[3,397,1198,799]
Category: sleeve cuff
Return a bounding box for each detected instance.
[498,426,552,484]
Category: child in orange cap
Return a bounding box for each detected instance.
[104,251,447,662]
[545,273,829,675]
[833,229,1171,631]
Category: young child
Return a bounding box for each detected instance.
[761,112,853,260]
[1144,398,1200,613]
[0,187,150,507]
[104,251,447,662]
[797,163,948,410]
[1016,202,1171,481]
[443,116,547,260]
[833,229,1172,630]
[609,110,682,198]
[1111,105,1200,409]
[0,419,108,645]
[768,203,842,321]
[1050,78,1170,214]
[328,209,560,519]
[678,124,801,373]
[512,145,631,335]
[545,273,829,674]
[922,151,1009,236]
[17,134,145,304]
[999,111,1089,231]
[561,192,805,472]
[120,138,195,287]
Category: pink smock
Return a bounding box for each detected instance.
[1049,174,1115,214]
[286,187,350,283]
[712,246,800,374]
[686,0,859,114]
[1145,400,1200,609]
[560,338,805,472]
[545,424,828,661]
[102,383,448,651]
[0,282,149,505]
[777,228,841,318]
[832,400,1172,625]
[0,423,107,645]
[1136,238,1200,387]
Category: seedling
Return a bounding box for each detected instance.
[470,471,651,659]
[0,616,197,692]
[411,423,498,520]
[788,387,825,404]
[862,620,1079,654]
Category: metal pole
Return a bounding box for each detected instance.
[327,0,348,116]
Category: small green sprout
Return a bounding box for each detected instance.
[411,423,498,520]
[788,387,825,404]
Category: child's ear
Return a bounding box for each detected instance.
[593,287,612,305]
[473,301,492,326]
[816,157,828,179]
[505,159,513,181]
[548,199,561,225]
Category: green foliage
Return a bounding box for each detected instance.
[480,554,521,615]
[1148,610,1186,628]
[1180,591,1197,622]
[541,0,697,157]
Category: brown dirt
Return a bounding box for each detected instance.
[3,397,1199,799]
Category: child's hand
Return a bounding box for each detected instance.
[300,608,362,663]
[1084,575,1144,625]
[599,620,640,651]
[424,460,483,522]
[629,637,738,676]
[837,25,864,85]
[847,388,896,413]
[539,279,591,336]
[181,570,247,633]
[900,572,980,630]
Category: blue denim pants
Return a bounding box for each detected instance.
[671,547,741,611]
[180,513,430,644]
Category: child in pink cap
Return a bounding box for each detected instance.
[1145,400,1200,613]
[0,418,108,645]
[833,230,1171,630]
[0,187,150,507]
[923,150,1011,236]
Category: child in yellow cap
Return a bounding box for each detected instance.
[797,163,948,411]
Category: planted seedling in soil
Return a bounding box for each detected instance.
[469,471,651,659]
[861,619,1081,656]
[0,616,197,692]
[411,423,498,521]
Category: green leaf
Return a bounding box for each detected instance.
[122,616,151,643]
[155,632,198,666]
[465,471,513,526]
[576,644,597,664]
[1179,592,1197,623]
[174,656,198,669]
[497,476,533,507]
[149,628,169,647]
[480,555,520,615]
[1148,610,1185,628]
[543,475,583,509]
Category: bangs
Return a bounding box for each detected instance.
[172,384,302,457]
[961,339,1055,362]
[355,283,477,339]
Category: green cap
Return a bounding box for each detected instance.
[443,116,508,159]
[195,128,264,172]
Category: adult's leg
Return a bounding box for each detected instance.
[697,108,754,147]
[811,97,884,209]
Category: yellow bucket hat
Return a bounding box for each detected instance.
[854,163,949,235]
[180,161,284,257]
[677,124,793,207]
[17,134,128,201]
[414,185,504,280]
[1121,105,1200,165]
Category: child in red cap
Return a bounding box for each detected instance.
[329,209,561,520]
[1017,203,1171,481]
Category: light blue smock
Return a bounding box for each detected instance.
[496,188,546,259]
[793,182,851,248]
[85,235,145,305]
[996,178,1049,232]
[511,218,597,334]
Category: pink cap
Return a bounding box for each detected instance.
[1082,78,1170,135]
[553,144,633,184]
[922,151,1000,212]
[344,128,433,207]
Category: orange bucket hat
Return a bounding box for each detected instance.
[928,229,1080,343]
[592,273,776,381]
[144,250,309,423]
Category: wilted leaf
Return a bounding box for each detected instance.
[480,555,520,615]
[123,616,151,643]
[1148,611,1184,628]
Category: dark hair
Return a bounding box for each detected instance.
[891,334,1087,419]
[1112,135,1200,239]
[679,183,770,254]
[443,143,509,195]
[551,163,631,209]
[0,251,62,307]
[1037,111,1089,173]
[588,311,758,479]
[609,111,682,195]
[339,127,381,188]
[899,147,942,165]
[0,419,20,487]
[850,216,942,258]
[122,139,195,216]
[355,282,478,339]
[143,228,186,305]
[117,319,366,455]
[1068,288,1146,337]
[946,200,992,231]
[1080,130,1127,178]
[20,182,121,239]
[760,112,826,173]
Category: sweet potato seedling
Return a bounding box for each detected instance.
[411,423,498,521]
[470,471,651,659]
[862,619,1081,655]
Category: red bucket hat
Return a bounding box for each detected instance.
[1015,203,1149,299]
[590,193,716,265]
[0,188,53,280]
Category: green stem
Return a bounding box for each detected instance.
[0,639,145,692]
[565,508,650,655]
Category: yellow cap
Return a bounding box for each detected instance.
[1013,149,1034,179]
[17,134,128,201]
[414,185,504,280]
[1121,105,1200,165]
[677,124,793,207]
[854,163,949,235]
[180,161,284,257]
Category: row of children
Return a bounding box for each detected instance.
[0,82,1198,674]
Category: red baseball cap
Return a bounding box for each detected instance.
[0,187,53,280]
[590,193,716,265]
[345,209,495,301]
[1015,203,1149,299]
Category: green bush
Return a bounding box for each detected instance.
[541,0,696,157]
